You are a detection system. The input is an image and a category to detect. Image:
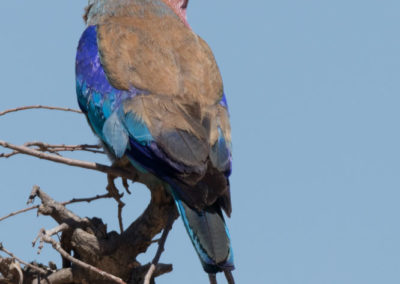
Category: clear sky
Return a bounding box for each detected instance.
[1,0,400,283]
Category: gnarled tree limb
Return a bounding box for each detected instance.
[1,106,180,283]
[20,183,177,284]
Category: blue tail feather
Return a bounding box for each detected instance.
[172,191,234,273]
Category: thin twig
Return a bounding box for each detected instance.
[0,205,39,223]
[0,140,133,179]
[122,178,131,194]
[1,142,103,158]
[0,105,81,117]
[35,225,126,284]
[144,213,175,284]
[25,142,103,154]
[224,271,235,284]
[0,192,112,224]
[209,274,217,284]
[0,243,48,275]
[1,150,20,158]
[61,192,112,206]
[27,142,103,154]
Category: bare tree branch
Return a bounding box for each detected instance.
[209,274,217,284]
[0,104,185,283]
[16,184,178,283]
[144,213,175,284]
[0,140,133,179]
[32,268,73,284]
[0,192,112,224]
[0,243,48,275]
[0,181,178,283]
[122,178,132,195]
[0,148,181,284]
[130,263,173,284]
[0,205,39,223]
[0,105,81,117]
[224,271,236,284]
[1,142,103,158]
[34,225,127,284]
[107,174,126,233]
[62,192,112,206]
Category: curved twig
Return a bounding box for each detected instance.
[0,105,81,117]
[144,213,175,284]
[0,205,39,223]
[0,140,133,179]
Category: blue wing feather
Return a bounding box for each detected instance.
[102,112,129,158]
[121,110,153,145]
[76,25,148,157]
[210,127,232,173]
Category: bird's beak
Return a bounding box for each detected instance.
[181,0,189,9]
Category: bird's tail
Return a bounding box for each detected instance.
[173,195,235,273]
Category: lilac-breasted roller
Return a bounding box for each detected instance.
[75,0,234,278]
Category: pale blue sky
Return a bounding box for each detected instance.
[1,1,400,283]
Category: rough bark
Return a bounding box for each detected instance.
[0,182,178,284]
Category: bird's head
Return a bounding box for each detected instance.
[163,0,189,26]
[84,0,189,27]
[163,0,189,13]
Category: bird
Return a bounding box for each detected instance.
[75,0,234,282]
